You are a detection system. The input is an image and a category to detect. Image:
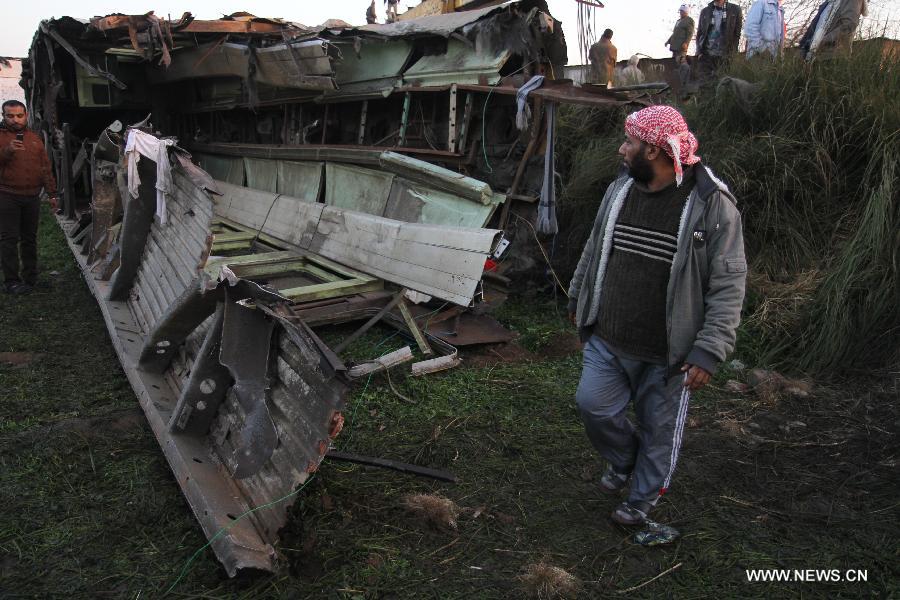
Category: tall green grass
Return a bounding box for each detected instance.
[555,45,899,375]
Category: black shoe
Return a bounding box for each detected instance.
[3,281,21,294]
[611,501,651,526]
[599,464,631,495]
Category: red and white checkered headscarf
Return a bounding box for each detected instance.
[625,105,700,186]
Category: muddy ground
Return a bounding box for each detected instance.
[0,207,896,598]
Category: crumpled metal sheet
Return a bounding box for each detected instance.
[403,38,510,86]
[336,2,514,38]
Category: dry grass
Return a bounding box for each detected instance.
[401,493,461,531]
[518,562,581,599]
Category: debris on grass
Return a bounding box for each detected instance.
[402,493,461,531]
[724,379,750,394]
[748,368,812,402]
[633,521,681,546]
[518,562,581,599]
[0,352,43,368]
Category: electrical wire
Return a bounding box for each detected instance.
[511,211,569,298]
[480,59,538,175]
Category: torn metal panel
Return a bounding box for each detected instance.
[169,304,230,436]
[190,143,465,169]
[215,180,501,306]
[147,41,336,91]
[219,295,279,479]
[383,181,498,228]
[343,2,515,38]
[212,150,500,228]
[308,205,499,306]
[327,39,414,98]
[40,22,127,90]
[59,211,348,578]
[379,151,497,205]
[403,38,510,86]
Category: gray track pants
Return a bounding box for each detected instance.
[575,336,691,505]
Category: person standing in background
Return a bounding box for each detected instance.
[385,0,399,23]
[366,0,377,24]
[589,29,618,87]
[744,0,786,59]
[696,0,743,79]
[666,4,696,64]
[0,100,57,295]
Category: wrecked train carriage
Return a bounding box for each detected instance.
[22,3,637,576]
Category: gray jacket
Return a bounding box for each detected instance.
[567,165,747,375]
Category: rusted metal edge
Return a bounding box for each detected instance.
[58,214,278,576]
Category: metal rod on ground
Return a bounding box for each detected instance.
[326,450,458,483]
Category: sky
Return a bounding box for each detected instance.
[2,1,899,62]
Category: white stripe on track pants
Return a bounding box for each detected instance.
[575,335,691,505]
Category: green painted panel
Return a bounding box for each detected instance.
[245,158,278,193]
[196,153,243,185]
[277,161,323,202]
[331,39,414,94]
[324,163,394,216]
[384,179,496,228]
[403,38,510,86]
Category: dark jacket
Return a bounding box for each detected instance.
[0,124,57,197]
[667,16,696,53]
[697,1,743,55]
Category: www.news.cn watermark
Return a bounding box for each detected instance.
[746,569,868,583]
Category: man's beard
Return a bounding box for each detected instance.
[627,152,654,183]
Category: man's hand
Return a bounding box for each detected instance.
[680,363,711,391]
[568,312,576,327]
[48,195,59,211]
[9,139,24,152]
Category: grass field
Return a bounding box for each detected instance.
[0,206,897,598]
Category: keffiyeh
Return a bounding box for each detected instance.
[625,105,700,186]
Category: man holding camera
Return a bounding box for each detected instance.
[0,100,57,295]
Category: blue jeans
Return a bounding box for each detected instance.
[575,336,691,505]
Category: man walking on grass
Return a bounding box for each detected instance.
[0,100,57,295]
[567,105,747,525]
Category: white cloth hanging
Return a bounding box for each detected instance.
[124,129,175,224]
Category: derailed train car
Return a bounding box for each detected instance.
[21,2,641,575]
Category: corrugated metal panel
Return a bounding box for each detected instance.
[276,160,323,202]
[215,180,500,305]
[127,169,213,333]
[245,158,278,193]
[324,163,394,214]
[196,153,244,185]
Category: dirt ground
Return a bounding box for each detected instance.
[0,207,897,598]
